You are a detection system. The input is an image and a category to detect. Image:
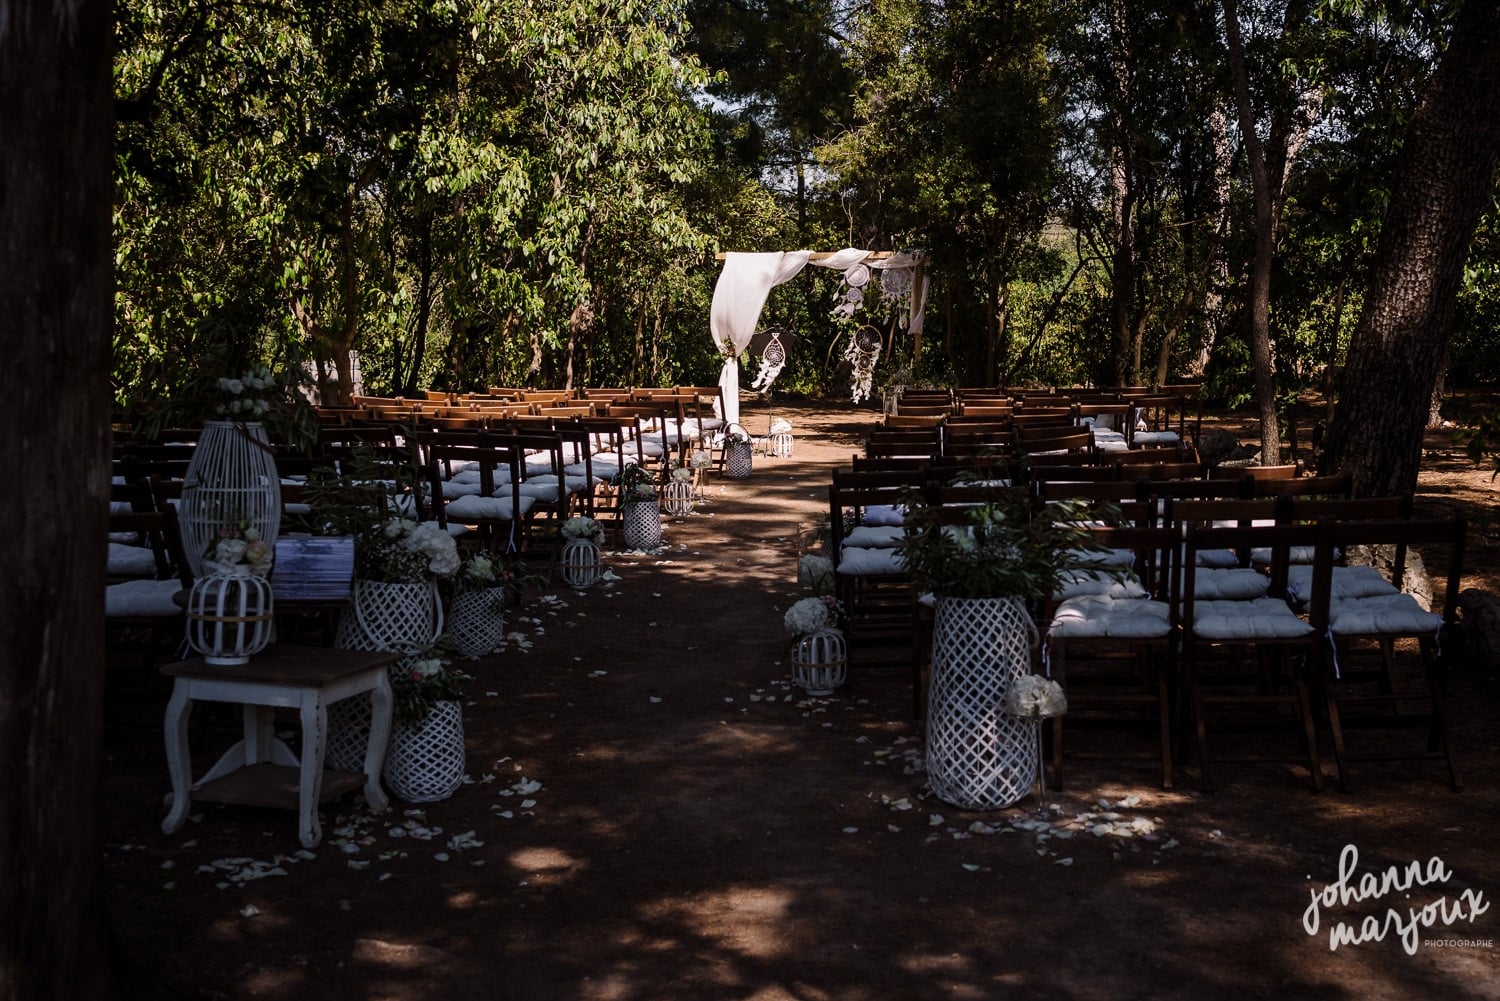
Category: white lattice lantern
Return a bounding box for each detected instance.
[383,699,466,803]
[767,430,794,458]
[447,587,506,658]
[621,501,663,550]
[662,478,695,516]
[925,596,1039,810]
[337,579,444,654]
[792,628,848,696]
[179,421,281,578]
[561,538,603,589]
[184,566,274,665]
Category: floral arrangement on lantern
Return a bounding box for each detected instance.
[894,486,1110,603]
[392,653,468,726]
[1004,674,1068,718]
[689,449,713,471]
[450,552,502,594]
[611,463,659,507]
[770,417,792,435]
[783,594,843,637]
[561,516,605,545]
[215,367,281,420]
[356,516,462,584]
[203,523,274,576]
[670,464,694,484]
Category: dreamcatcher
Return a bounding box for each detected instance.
[749,328,790,392]
[844,324,883,404]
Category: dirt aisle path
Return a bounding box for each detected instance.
[101,401,1500,1000]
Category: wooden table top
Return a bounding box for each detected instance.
[161,645,400,686]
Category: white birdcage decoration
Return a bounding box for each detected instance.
[662,478,695,516]
[184,565,274,665]
[179,421,281,578]
[792,628,848,696]
[924,596,1040,810]
[561,538,603,589]
[383,699,466,803]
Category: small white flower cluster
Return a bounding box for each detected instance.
[216,367,278,417]
[561,516,603,544]
[406,657,446,682]
[689,449,713,470]
[205,525,274,576]
[770,417,792,434]
[783,595,833,636]
[460,554,495,584]
[671,466,694,483]
[383,517,461,577]
[1004,674,1068,718]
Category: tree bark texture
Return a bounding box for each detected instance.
[1320,0,1500,497]
[1222,0,1282,464]
[0,2,118,998]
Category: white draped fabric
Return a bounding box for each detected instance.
[709,248,926,423]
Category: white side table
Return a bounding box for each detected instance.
[161,645,398,848]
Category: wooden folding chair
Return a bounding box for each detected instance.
[1044,524,1181,789]
[1310,517,1466,791]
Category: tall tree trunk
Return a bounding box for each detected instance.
[1222,0,1281,464]
[1,3,119,998]
[1322,1,1500,495]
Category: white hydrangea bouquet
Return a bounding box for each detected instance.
[216,367,280,419]
[561,516,605,545]
[784,594,842,636]
[1004,674,1068,718]
[357,516,461,583]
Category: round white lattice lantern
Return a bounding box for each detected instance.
[447,587,506,658]
[179,421,281,578]
[184,565,274,665]
[792,628,848,696]
[561,538,603,589]
[621,501,663,550]
[338,579,443,655]
[662,479,695,516]
[767,430,794,458]
[925,596,1039,810]
[383,699,466,803]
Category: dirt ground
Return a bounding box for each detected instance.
[100,401,1500,1001]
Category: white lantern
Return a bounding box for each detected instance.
[185,566,274,665]
[561,538,603,589]
[792,628,848,696]
[179,421,281,578]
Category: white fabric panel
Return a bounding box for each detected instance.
[710,252,812,425]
